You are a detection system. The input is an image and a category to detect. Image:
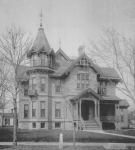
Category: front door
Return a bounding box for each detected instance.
[89,101,94,120]
[81,100,95,121]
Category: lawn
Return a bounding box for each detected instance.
[105,129,135,136]
[0,145,106,150]
[0,127,135,143]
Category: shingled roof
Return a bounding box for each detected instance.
[27,25,52,57]
[119,99,130,107]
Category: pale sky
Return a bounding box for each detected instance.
[0,0,135,110]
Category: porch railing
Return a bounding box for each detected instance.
[100,116,120,122]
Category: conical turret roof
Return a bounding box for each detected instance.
[32,25,51,52]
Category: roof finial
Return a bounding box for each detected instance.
[83,42,85,53]
[39,9,43,26]
[59,39,61,49]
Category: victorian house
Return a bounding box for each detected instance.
[18,21,129,130]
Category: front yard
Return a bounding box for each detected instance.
[0,127,135,143]
[105,129,135,136]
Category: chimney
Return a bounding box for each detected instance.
[78,45,85,56]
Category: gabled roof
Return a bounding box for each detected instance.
[51,52,121,81]
[55,49,71,61]
[102,95,122,101]
[70,87,103,101]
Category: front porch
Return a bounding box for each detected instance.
[70,88,120,130]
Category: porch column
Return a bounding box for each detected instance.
[76,102,79,131]
[79,100,82,118]
[94,100,97,118]
[98,101,100,117]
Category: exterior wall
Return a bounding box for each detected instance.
[106,82,116,96]
[64,66,97,97]
[116,107,128,128]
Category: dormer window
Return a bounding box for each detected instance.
[98,82,106,94]
[78,58,90,66]
[77,73,89,89]
[40,53,45,66]
[33,55,37,66]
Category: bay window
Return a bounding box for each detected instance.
[33,55,37,66]
[40,77,45,91]
[32,77,36,91]
[32,102,36,117]
[40,54,45,66]
[24,104,29,118]
[40,101,45,117]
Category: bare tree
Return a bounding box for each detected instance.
[88,28,135,103]
[0,24,32,146]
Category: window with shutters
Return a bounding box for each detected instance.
[98,82,106,94]
[40,101,45,117]
[32,77,36,91]
[40,77,45,91]
[77,73,89,89]
[55,80,61,93]
[55,102,61,117]
[24,104,29,118]
[32,102,36,117]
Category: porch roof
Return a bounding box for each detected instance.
[70,88,103,101]
[102,95,122,101]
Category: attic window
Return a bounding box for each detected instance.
[78,58,90,66]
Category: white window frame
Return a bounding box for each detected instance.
[40,77,46,92]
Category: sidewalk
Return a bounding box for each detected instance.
[0,142,135,146]
[83,130,135,139]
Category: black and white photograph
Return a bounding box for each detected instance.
[0,0,135,149]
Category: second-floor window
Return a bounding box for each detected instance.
[77,73,89,89]
[55,80,61,93]
[24,104,29,118]
[55,102,61,117]
[40,77,45,91]
[32,77,36,91]
[98,82,106,94]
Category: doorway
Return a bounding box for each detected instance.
[81,100,95,121]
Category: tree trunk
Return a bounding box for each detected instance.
[13,86,18,146]
[13,99,17,146]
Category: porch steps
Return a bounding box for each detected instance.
[84,120,101,130]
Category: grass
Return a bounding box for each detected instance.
[0,127,135,143]
[0,145,106,150]
[105,129,135,136]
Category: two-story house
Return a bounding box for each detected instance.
[18,22,129,130]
